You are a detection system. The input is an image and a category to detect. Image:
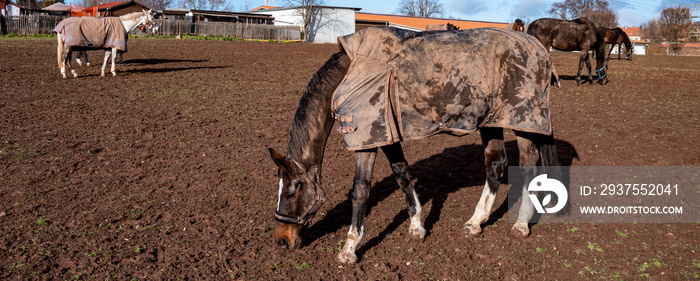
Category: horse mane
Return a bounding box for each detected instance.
[287,51,350,160]
[119,11,144,21]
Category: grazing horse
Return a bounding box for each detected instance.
[425,22,459,31]
[505,18,525,32]
[597,27,632,60]
[54,10,157,78]
[527,17,607,85]
[269,27,560,263]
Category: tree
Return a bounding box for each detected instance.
[286,0,324,42]
[179,0,230,11]
[141,0,172,11]
[548,0,608,21]
[584,5,618,28]
[658,6,692,44]
[396,0,444,18]
[641,18,663,43]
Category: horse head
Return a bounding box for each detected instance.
[513,19,525,32]
[268,148,325,250]
[141,9,159,34]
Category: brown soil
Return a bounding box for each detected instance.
[0,37,698,280]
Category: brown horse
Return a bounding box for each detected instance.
[505,18,525,32]
[527,17,607,85]
[269,27,560,263]
[597,27,632,60]
[425,22,459,31]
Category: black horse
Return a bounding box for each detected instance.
[269,27,560,263]
[527,17,608,85]
[597,27,633,60]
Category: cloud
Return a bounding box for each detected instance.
[509,0,550,20]
[451,0,490,16]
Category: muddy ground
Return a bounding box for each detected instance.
[0,36,698,280]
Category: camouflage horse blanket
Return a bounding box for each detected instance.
[332,27,557,151]
[54,17,128,52]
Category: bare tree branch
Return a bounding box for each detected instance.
[396,0,444,18]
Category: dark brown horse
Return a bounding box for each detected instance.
[269,27,560,263]
[597,27,632,60]
[527,17,607,85]
[505,18,525,32]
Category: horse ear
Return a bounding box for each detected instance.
[269,148,293,174]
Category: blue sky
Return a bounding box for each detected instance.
[242,0,699,27]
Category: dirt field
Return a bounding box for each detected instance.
[1,36,698,280]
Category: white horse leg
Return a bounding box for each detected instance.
[512,131,539,237]
[338,150,377,264]
[101,50,111,77]
[67,50,78,78]
[111,48,117,76]
[465,128,506,236]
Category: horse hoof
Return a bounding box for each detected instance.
[112,72,117,77]
[86,63,91,66]
[409,226,426,240]
[337,251,357,264]
[463,221,483,237]
[101,73,105,77]
[511,223,530,237]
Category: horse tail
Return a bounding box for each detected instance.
[548,56,560,88]
[56,32,64,69]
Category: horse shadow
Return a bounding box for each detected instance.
[126,65,232,74]
[303,138,578,260]
[122,58,208,65]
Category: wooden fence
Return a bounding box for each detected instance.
[131,19,301,41]
[1,15,301,41]
[1,15,66,35]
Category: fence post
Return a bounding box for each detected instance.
[0,14,7,35]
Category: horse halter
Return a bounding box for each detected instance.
[273,158,326,226]
[596,64,607,81]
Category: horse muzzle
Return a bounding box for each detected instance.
[274,222,302,250]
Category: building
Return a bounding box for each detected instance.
[249,5,360,43]
[355,12,507,32]
[159,8,274,24]
[1,0,25,16]
[42,2,70,16]
[91,0,152,17]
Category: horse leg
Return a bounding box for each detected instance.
[60,48,69,79]
[76,51,89,66]
[101,50,111,77]
[512,131,539,237]
[576,53,586,86]
[110,47,117,76]
[465,127,507,236]
[585,53,593,84]
[380,143,426,239]
[338,148,377,264]
[64,49,77,78]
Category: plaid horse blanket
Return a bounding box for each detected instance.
[54,17,128,52]
[332,27,557,151]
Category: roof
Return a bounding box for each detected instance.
[43,2,69,11]
[94,0,130,10]
[251,6,279,11]
[250,5,361,12]
[630,39,647,44]
[355,12,507,30]
[622,26,640,37]
[87,0,149,11]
